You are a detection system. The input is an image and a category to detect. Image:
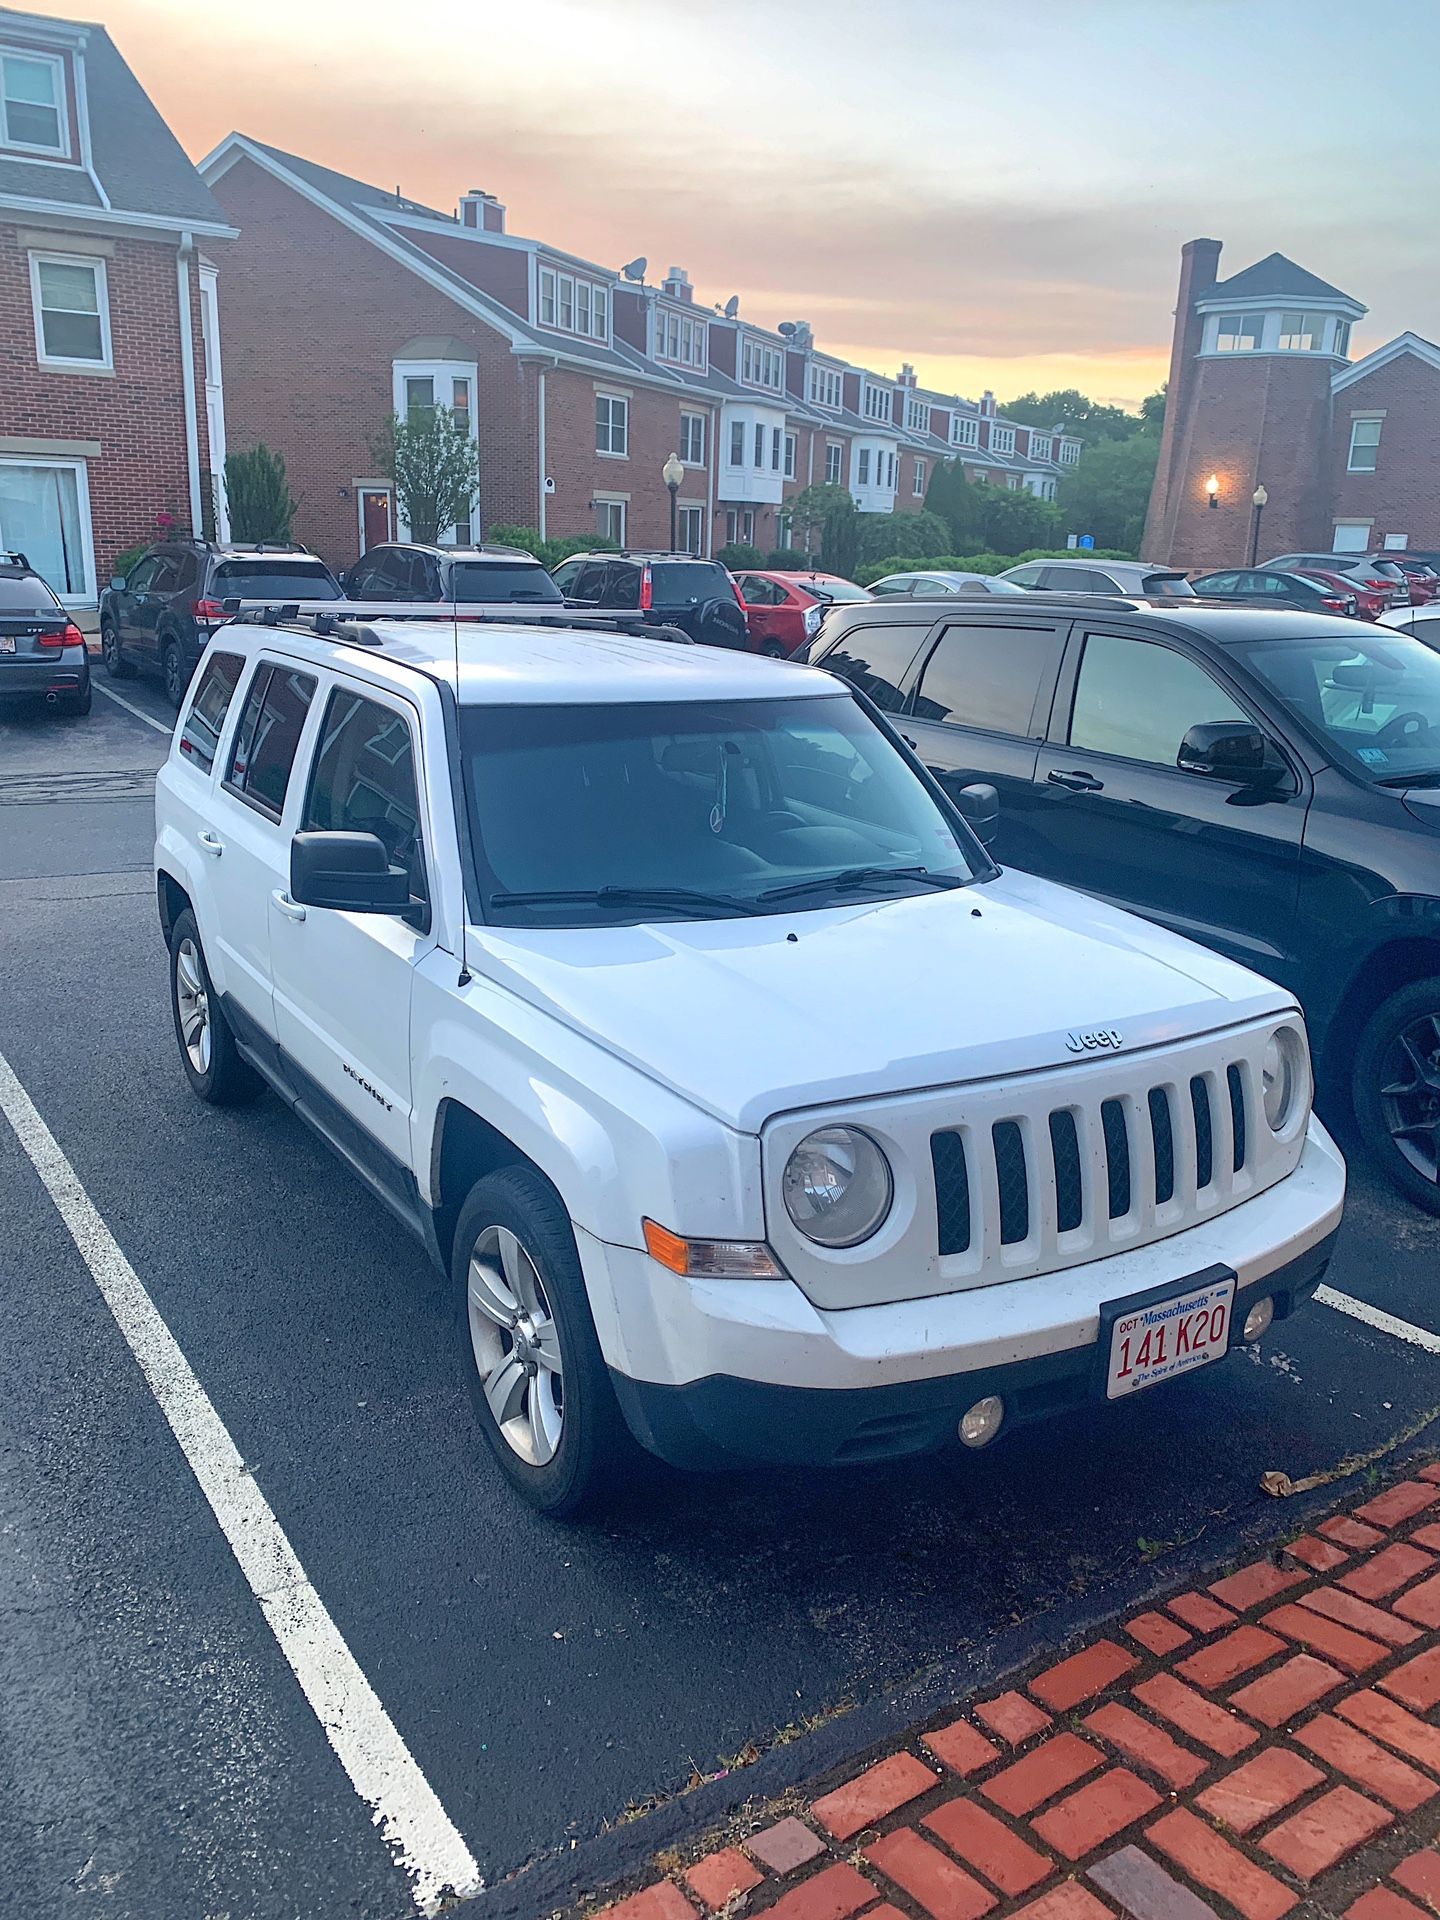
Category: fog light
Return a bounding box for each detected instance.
[1242,1295,1274,1343]
[959,1395,1004,1448]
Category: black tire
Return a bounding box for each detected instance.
[59,681,92,717]
[454,1165,639,1516]
[168,909,262,1107]
[100,620,133,678]
[694,596,749,650]
[761,639,787,659]
[1353,975,1440,1214]
[162,637,190,709]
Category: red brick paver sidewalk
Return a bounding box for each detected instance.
[594,1465,1440,1920]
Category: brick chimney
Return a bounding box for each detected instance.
[1144,237,1222,559]
[459,189,506,233]
[662,266,693,304]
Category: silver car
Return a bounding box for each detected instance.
[869,569,1028,598]
[1000,558,1196,597]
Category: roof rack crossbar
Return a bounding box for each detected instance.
[222,599,694,643]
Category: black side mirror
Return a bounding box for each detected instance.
[109,574,126,592]
[951,780,1000,846]
[1177,722,1281,785]
[290,830,410,912]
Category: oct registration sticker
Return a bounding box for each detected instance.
[1105,1272,1236,1400]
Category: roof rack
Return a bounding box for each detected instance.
[222,598,693,646]
[0,550,33,569]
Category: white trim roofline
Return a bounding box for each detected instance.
[0,7,87,45]
[1332,330,1440,395]
[1195,290,1366,322]
[0,192,236,239]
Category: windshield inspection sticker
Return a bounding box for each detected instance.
[1357,747,1388,764]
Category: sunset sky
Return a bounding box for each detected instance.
[84,0,1437,412]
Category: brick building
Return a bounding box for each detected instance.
[200,135,1081,568]
[0,5,233,607]
[1144,239,1440,569]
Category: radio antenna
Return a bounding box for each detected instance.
[453,529,471,987]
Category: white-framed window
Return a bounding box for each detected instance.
[753,422,765,468]
[886,451,896,489]
[1278,311,1327,352]
[1215,311,1264,353]
[677,504,704,555]
[657,307,707,370]
[990,424,1015,455]
[862,382,892,423]
[1334,319,1352,359]
[1059,439,1080,465]
[596,391,629,457]
[1332,519,1372,553]
[0,454,94,602]
[770,426,782,472]
[808,363,843,409]
[594,495,626,544]
[728,419,745,466]
[857,448,871,486]
[972,468,989,484]
[740,337,783,391]
[913,458,926,497]
[1024,474,1056,501]
[29,253,110,370]
[1347,417,1382,473]
[904,397,931,434]
[392,359,478,539]
[1028,434,1052,462]
[824,441,842,485]
[1,48,67,155]
[679,410,706,465]
[725,508,756,546]
[951,415,979,449]
[538,263,610,342]
[783,432,797,480]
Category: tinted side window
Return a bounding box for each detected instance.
[1005,565,1044,589]
[572,561,608,601]
[819,621,928,713]
[1039,565,1100,591]
[303,689,427,904]
[911,623,1062,734]
[224,662,316,817]
[1069,633,1247,768]
[600,564,639,610]
[179,650,244,773]
[170,552,201,594]
[375,551,413,595]
[124,555,162,593]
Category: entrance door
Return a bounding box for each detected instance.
[359,488,393,553]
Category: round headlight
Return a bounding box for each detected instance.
[782,1126,893,1247]
[1262,1027,1304,1131]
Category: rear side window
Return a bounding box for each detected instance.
[1039,565,1104,591]
[911,624,1063,735]
[818,621,928,713]
[649,561,731,608]
[449,562,561,604]
[179,650,244,772]
[213,561,339,601]
[224,662,316,818]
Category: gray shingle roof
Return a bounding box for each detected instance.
[1206,251,1358,307]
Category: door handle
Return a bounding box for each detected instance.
[1047,768,1104,794]
[270,888,307,923]
[197,829,224,856]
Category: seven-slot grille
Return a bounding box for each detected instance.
[932,1064,1252,1261]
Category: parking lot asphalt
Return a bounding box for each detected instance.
[1,676,1437,1920]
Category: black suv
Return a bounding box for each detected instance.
[341,542,562,606]
[0,551,90,717]
[548,551,749,647]
[809,594,1440,1212]
[100,542,343,705]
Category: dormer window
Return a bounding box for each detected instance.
[740,337,783,391]
[1333,319,1352,359]
[1,48,67,155]
[862,382,892,423]
[808,363,843,410]
[990,425,1015,455]
[1028,433,1052,463]
[538,264,609,343]
[657,306,706,371]
[1277,311,1327,352]
[1058,439,1080,466]
[904,397,931,434]
[951,415,979,449]
[1214,312,1263,353]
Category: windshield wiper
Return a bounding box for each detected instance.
[757,865,966,904]
[488,885,761,918]
[1374,768,1440,788]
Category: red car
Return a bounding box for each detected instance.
[1295,568,1389,621]
[734,569,869,656]
[1375,555,1440,604]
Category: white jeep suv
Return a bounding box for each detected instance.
[154,610,1346,1514]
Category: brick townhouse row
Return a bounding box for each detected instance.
[199,135,1084,567]
[0,4,232,606]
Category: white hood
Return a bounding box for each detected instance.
[468,869,1296,1133]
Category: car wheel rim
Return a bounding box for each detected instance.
[1379,1009,1440,1183]
[467,1225,564,1467]
[102,628,116,666]
[165,651,182,702]
[175,937,211,1075]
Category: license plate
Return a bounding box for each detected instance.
[1105,1272,1235,1400]
[0,636,13,652]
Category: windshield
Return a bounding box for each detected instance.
[451,562,561,604]
[214,561,339,599]
[461,693,983,925]
[649,561,733,609]
[1232,631,1440,785]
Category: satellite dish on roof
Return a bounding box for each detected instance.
[621,257,647,282]
[777,321,796,337]
[723,295,739,319]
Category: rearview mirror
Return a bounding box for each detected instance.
[1177,722,1282,786]
[290,830,411,912]
[951,780,1000,847]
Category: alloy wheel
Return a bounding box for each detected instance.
[466,1225,564,1466]
[175,937,212,1074]
[164,645,185,706]
[1379,1009,1440,1184]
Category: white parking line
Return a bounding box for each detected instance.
[94,679,172,736]
[1318,1283,1440,1354]
[0,1046,481,1914]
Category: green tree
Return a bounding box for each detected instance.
[372,405,480,546]
[924,459,986,550]
[855,509,950,564]
[1139,385,1167,434]
[785,483,860,576]
[1057,433,1160,551]
[224,443,297,543]
[974,484,1064,555]
[1001,387,1167,448]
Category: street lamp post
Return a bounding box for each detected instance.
[662,452,684,550]
[1249,484,1269,567]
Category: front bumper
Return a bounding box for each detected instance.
[581,1116,1345,1469]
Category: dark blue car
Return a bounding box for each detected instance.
[0,551,90,718]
